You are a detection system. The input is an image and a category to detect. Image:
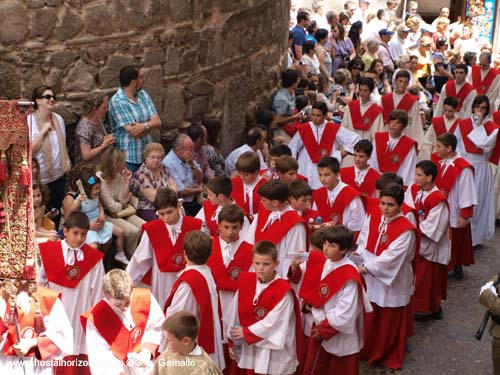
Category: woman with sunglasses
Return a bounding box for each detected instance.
[29,85,71,226]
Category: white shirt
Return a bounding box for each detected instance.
[341,99,385,141]
[225,144,267,176]
[435,81,476,119]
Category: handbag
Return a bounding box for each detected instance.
[115,196,138,218]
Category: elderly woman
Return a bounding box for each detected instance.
[96,147,145,257]
[130,142,177,221]
[75,92,115,165]
[29,85,71,225]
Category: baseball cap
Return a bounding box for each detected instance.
[379,28,395,36]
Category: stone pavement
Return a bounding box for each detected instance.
[360,230,500,375]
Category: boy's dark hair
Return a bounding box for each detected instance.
[395,69,411,81]
[317,156,340,173]
[296,95,309,111]
[472,95,490,116]
[269,144,292,157]
[163,311,199,340]
[416,160,438,181]
[443,97,458,109]
[312,101,328,115]
[309,226,328,249]
[436,132,457,151]
[376,172,404,190]
[154,188,179,210]
[235,151,260,173]
[218,204,245,225]
[297,10,309,24]
[256,110,275,129]
[253,240,278,261]
[275,155,299,174]
[64,211,90,230]
[454,63,468,73]
[205,176,233,197]
[380,183,405,205]
[354,139,373,157]
[358,76,375,92]
[258,180,290,202]
[282,69,301,88]
[187,124,206,143]
[119,65,141,87]
[183,231,212,264]
[323,225,354,252]
[289,180,313,199]
[389,109,409,128]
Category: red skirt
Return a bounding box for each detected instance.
[413,253,447,313]
[53,354,91,375]
[447,224,474,270]
[302,335,359,375]
[361,303,412,370]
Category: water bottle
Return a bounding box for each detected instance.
[232,322,243,362]
[315,216,322,225]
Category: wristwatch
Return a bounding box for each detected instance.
[144,122,149,130]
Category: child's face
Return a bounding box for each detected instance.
[206,188,222,206]
[435,141,451,159]
[252,253,278,283]
[278,170,298,185]
[90,183,101,198]
[323,240,345,262]
[379,195,401,218]
[353,150,369,169]
[218,220,242,243]
[395,77,409,93]
[240,171,259,185]
[269,156,279,171]
[63,227,88,248]
[290,195,312,212]
[388,119,404,137]
[318,167,339,190]
[414,167,433,188]
[260,197,280,212]
[157,205,181,225]
[443,104,456,119]
[32,163,39,178]
[105,292,131,312]
[33,188,43,208]
[165,331,192,355]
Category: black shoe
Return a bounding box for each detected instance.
[496,219,500,227]
[430,307,443,320]
[453,266,464,279]
[414,312,430,322]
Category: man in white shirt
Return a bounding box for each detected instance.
[225,126,268,176]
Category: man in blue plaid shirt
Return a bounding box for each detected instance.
[109,65,162,172]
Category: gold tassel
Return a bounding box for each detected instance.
[0,151,8,181]
[20,158,30,186]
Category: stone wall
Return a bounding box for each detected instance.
[0,0,290,155]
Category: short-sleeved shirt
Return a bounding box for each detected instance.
[162,150,196,202]
[291,25,306,59]
[109,87,157,164]
[273,88,295,117]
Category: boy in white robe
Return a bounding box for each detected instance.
[224,241,300,375]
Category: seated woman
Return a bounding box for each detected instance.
[75,93,115,166]
[97,147,145,258]
[130,142,177,221]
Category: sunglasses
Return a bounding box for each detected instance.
[39,94,56,100]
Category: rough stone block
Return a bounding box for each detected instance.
[181,50,198,73]
[57,6,83,41]
[165,47,181,76]
[83,4,112,36]
[144,48,165,67]
[187,79,214,96]
[47,68,63,93]
[26,0,44,9]
[31,8,57,39]
[64,59,96,92]
[142,66,163,112]
[186,96,209,119]
[0,3,28,44]
[45,0,62,6]
[0,62,21,99]
[98,55,134,88]
[50,50,77,69]
[162,84,186,126]
[168,0,194,22]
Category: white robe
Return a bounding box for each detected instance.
[369,134,418,187]
[195,203,251,238]
[419,116,459,161]
[288,121,360,189]
[37,240,104,355]
[127,218,185,309]
[0,296,73,375]
[454,120,497,245]
[404,185,451,265]
[356,213,416,307]
[466,68,500,108]
[85,294,165,375]
[341,100,385,142]
[165,265,225,370]
[223,276,298,375]
[435,82,476,119]
[245,205,308,278]
[311,181,366,232]
[438,156,478,228]
[389,93,425,146]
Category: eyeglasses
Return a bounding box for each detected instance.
[39,94,56,100]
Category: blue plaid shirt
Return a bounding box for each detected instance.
[109,87,157,164]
